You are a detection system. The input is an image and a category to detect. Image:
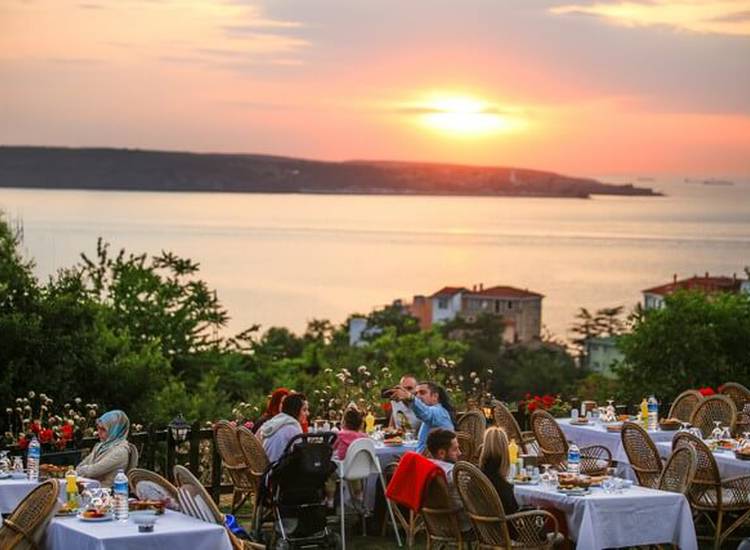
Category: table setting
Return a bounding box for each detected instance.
[513,466,697,550]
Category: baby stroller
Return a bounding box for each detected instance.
[254,432,339,549]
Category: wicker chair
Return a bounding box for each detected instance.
[657,445,696,495]
[456,432,476,465]
[381,461,424,548]
[668,390,703,423]
[457,410,486,462]
[236,425,269,478]
[673,432,750,549]
[173,464,224,522]
[0,479,58,550]
[214,420,258,514]
[453,461,562,549]
[689,395,737,439]
[493,402,536,455]
[128,468,180,509]
[620,422,663,488]
[421,473,467,550]
[530,410,611,475]
[720,382,750,436]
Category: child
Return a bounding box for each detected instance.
[333,407,367,460]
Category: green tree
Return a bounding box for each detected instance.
[615,290,750,403]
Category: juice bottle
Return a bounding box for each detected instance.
[640,398,649,429]
[508,438,519,465]
[365,411,375,434]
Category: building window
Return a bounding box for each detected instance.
[481,300,489,309]
[507,301,513,309]
[495,300,500,313]
[438,298,448,309]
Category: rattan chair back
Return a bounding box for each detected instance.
[530,410,567,468]
[658,446,697,495]
[453,461,509,547]
[420,472,464,548]
[493,402,528,454]
[668,390,703,423]
[0,479,58,550]
[621,421,662,488]
[720,383,750,435]
[456,431,476,465]
[237,425,269,477]
[672,432,721,508]
[128,468,179,508]
[689,395,736,438]
[457,409,486,449]
[720,382,750,411]
[173,464,224,524]
[214,421,254,486]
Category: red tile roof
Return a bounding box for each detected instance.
[643,275,742,297]
[468,286,544,299]
[429,286,468,298]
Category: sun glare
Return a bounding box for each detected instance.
[418,95,520,137]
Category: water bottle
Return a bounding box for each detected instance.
[27,437,41,481]
[567,442,581,474]
[647,395,659,431]
[113,469,129,521]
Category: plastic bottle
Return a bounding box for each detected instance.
[365,411,375,434]
[508,438,519,466]
[27,437,41,481]
[65,468,78,507]
[567,442,581,474]
[113,469,129,521]
[640,398,649,429]
[647,395,659,431]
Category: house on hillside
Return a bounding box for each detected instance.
[407,283,543,343]
[643,272,750,310]
[584,336,624,377]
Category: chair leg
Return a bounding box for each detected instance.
[380,474,402,547]
[340,478,346,550]
[713,510,723,550]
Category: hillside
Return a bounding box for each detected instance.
[0,146,660,198]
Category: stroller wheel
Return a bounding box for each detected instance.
[325,531,342,550]
[274,539,292,550]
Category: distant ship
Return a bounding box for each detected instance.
[684,178,734,186]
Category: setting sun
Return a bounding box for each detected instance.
[417,95,522,137]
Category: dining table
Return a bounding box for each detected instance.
[656,440,750,479]
[42,509,233,550]
[514,482,697,550]
[0,475,100,515]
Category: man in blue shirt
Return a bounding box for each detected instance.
[392,381,455,452]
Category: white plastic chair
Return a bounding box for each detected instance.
[336,438,402,549]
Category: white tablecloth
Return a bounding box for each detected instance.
[557,419,675,463]
[656,441,750,479]
[43,510,232,550]
[515,483,697,550]
[0,477,100,514]
[349,440,418,510]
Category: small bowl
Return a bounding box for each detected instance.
[133,515,157,533]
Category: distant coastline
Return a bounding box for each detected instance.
[0,146,662,199]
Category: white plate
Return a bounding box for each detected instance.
[10,472,28,479]
[557,487,590,496]
[77,513,114,522]
[0,472,11,480]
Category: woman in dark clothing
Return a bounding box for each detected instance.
[478,427,519,516]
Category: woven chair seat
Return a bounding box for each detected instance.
[511,531,564,548]
[692,484,750,511]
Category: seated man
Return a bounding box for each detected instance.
[426,428,471,533]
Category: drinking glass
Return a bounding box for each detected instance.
[12,456,24,473]
[540,464,552,490]
[710,421,723,442]
[679,421,690,432]
[720,426,732,441]
[0,451,10,475]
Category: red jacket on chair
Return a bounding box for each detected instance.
[385,451,445,511]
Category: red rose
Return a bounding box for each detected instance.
[61,424,74,440]
[527,401,538,412]
[698,387,715,397]
[39,428,54,444]
[382,402,392,413]
[30,422,41,435]
[17,436,28,450]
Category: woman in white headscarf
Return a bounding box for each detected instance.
[76,409,136,487]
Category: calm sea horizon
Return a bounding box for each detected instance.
[2,177,749,341]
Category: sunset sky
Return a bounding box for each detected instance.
[2,0,749,177]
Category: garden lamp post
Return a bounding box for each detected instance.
[168,413,190,443]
